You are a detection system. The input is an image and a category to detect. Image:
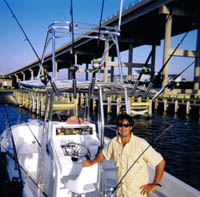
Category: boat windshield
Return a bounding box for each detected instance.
[56,127,93,135]
[51,111,74,122]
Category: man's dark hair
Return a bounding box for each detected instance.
[116,113,134,126]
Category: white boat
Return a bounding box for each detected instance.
[1,116,102,196]
[1,82,200,197]
[0,83,125,197]
[1,1,200,195]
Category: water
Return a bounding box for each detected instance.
[0,105,200,191]
[132,114,200,191]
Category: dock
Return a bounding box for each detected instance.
[12,88,200,119]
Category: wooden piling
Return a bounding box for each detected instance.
[12,89,200,119]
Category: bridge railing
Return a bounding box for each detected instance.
[102,0,144,23]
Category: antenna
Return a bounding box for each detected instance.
[118,0,124,31]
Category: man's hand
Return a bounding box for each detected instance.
[140,184,158,195]
[140,159,165,195]
[82,152,105,167]
[82,159,92,167]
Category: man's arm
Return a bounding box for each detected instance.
[82,152,105,167]
[140,159,166,195]
[153,159,166,184]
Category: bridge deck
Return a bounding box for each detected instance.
[2,0,199,81]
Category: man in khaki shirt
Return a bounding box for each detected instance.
[83,113,165,197]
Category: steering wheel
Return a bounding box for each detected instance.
[62,142,90,159]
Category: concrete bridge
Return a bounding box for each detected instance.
[1,0,200,93]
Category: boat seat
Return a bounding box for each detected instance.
[65,164,97,195]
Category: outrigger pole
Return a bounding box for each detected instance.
[151,60,195,101]
[4,0,59,96]
[118,0,124,31]
[142,31,189,98]
[69,0,77,99]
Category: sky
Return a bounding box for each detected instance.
[0,0,197,80]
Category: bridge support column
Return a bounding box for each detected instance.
[29,69,34,80]
[22,72,26,81]
[40,67,44,76]
[128,44,133,82]
[68,67,71,79]
[163,14,172,88]
[194,28,200,92]
[151,45,156,81]
[111,56,115,82]
[86,63,89,81]
[15,74,19,82]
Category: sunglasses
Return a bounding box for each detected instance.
[117,123,132,127]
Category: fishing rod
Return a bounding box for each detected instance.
[109,124,173,197]
[158,31,189,78]
[130,0,175,97]
[0,93,47,196]
[20,117,41,147]
[90,0,125,93]
[151,60,195,102]
[4,0,40,61]
[12,107,41,147]
[69,0,78,99]
[141,1,190,99]
[153,5,182,78]
[0,144,48,197]
[142,30,189,98]
[130,50,153,96]
[4,0,59,96]
[97,0,105,53]
[0,93,23,185]
[89,0,105,98]
[86,0,106,121]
